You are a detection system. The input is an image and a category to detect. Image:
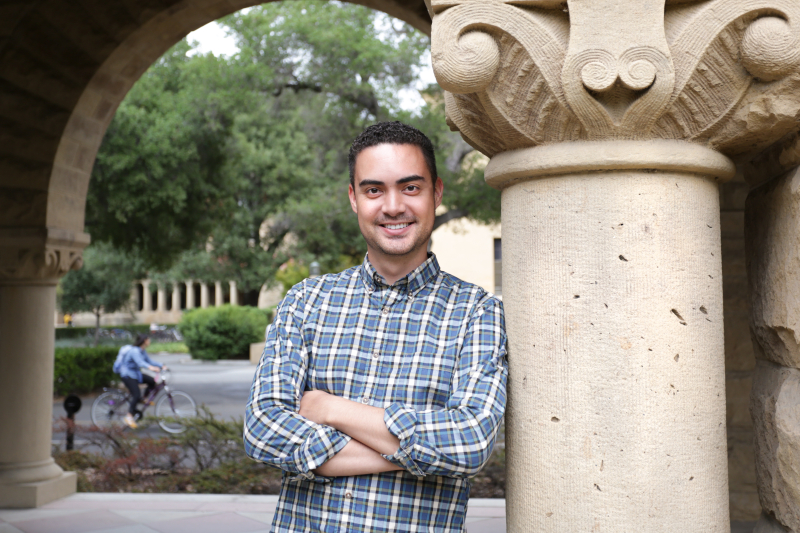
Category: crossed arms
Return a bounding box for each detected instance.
[243,286,508,481]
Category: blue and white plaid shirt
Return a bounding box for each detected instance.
[245,254,507,532]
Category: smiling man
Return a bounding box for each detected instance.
[244,121,508,533]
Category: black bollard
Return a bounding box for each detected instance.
[63,395,82,451]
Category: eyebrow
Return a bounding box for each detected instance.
[358,175,426,187]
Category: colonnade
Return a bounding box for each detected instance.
[134,279,239,313]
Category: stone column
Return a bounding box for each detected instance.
[229,281,238,306]
[171,283,181,312]
[430,0,800,530]
[200,282,209,309]
[130,283,140,312]
[142,279,153,312]
[0,228,88,507]
[745,165,800,533]
[214,281,223,307]
[156,282,166,312]
[185,280,195,309]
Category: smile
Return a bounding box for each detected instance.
[383,223,411,230]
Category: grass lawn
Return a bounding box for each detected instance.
[148,341,189,353]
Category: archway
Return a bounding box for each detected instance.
[0,0,430,508]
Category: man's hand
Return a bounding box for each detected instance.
[299,389,400,456]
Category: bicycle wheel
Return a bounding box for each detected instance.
[91,390,129,427]
[155,391,197,433]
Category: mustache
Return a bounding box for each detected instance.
[376,218,416,225]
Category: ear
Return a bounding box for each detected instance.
[348,184,358,214]
[433,176,444,210]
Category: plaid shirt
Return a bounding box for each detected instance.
[245,254,507,532]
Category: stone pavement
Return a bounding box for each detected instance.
[0,494,505,533]
[0,493,757,532]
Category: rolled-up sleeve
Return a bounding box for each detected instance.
[381,298,507,478]
[244,284,351,482]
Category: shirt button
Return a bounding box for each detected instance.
[372,351,379,359]
[408,294,414,300]
[345,492,353,499]
[361,397,369,404]
[381,307,389,315]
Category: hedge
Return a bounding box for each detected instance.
[55,324,154,340]
[54,346,119,396]
[179,305,270,361]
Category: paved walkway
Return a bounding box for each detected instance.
[0,494,504,533]
[0,493,757,532]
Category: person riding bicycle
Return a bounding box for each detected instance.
[115,334,166,428]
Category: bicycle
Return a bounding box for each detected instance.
[91,370,197,433]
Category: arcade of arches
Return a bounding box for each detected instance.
[2,1,800,531]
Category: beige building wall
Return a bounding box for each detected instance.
[432,218,501,295]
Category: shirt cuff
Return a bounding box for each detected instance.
[287,424,351,483]
[381,403,425,476]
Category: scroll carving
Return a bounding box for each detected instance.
[0,229,89,283]
[432,0,800,157]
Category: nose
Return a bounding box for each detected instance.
[382,189,406,217]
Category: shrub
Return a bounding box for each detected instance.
[53,346,119,396]
[178,305,269,360]
[53,410,283,494]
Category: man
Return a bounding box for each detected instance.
[244,121,507,532]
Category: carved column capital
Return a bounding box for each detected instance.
[432,0,800,169]
[0,228,90,285]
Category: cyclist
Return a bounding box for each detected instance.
[115,334,166,428]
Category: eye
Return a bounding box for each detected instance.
[365,187,381,195]
[405,185,420,193]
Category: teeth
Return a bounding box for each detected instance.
[386,223,410,230]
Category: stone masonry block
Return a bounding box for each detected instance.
[751,361,800,531]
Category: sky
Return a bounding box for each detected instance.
[186,21,436,111]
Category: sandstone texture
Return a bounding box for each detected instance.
[750,362,800,531]
[746,169,800,370]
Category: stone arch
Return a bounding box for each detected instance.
[43,0,431,235]
[0,0,429,508]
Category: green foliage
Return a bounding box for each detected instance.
[274,260,310,293]
[178,305,269,360]
[53,347,119,396]
[86,43,238,270]
[59,244,143,345]
[87,2,499,290]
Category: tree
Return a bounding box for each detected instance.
[85,42,240,270]
[86,1,500,292]
[59,244,143,345]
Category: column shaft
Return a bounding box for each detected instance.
[185,280,195,309]
[0,282,75,505]
[142,280,152,312]
[229,281,238,306]
[171,284,180,311]
[200,283,209,309]
[214,281,223,307]
[502,169,730,531]
[156,283,166,312]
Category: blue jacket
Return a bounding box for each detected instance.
[117,346,162,382]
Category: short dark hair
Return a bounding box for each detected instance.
[134,334,150,347]
[348,121,437,186]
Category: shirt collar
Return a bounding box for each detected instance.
[359,253,440,295]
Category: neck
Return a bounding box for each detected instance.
[368,246,430,286]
